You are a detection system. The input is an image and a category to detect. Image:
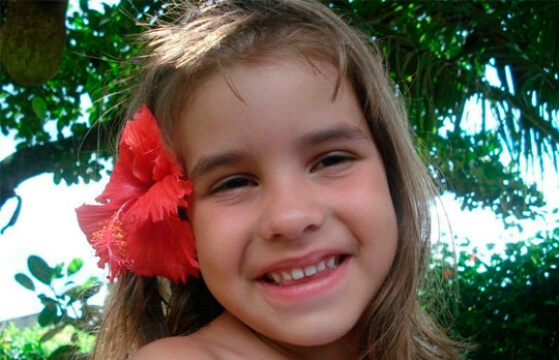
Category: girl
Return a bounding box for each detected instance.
[77,0,464,359]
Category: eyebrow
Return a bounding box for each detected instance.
[188,124,370,180]
[297,124,370,150]
[189,151,249,180]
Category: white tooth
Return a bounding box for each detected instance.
[326,256,336,269]
[291,268,304,280]
[304,265,317,276]
[317,260,326,272]
[270,272,282,284]
[281,272,292,281]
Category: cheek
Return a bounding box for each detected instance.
[333,167,398,260]
[191,203,253,282]
[334,166,396,224]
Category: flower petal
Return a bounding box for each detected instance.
[76,203,132,281]
[125,216,199,283]
[123,105,167,183]
[97,105,172,205]
[126,176,193,223]
[76,203,120,241]
[153,151,183,182]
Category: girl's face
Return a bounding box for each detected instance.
[179,57,398,351]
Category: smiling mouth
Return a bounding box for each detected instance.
[263,255,345,286]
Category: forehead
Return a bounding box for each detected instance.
[183,56,346,126]
[195,55,342,103]
[177,56,368,171]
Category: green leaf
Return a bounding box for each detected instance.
[53,263,64,279]
[28,255,54,285]
[38,303,58,327]
[38,294,58,307]
[15,273,35,291]
[67,258,84,276]
[31,96,48,120]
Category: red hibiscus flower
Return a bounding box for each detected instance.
[76,105,199,283]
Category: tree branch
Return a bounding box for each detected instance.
[0,124,113,210]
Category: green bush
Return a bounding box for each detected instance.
[0,323,46,360]
[0,322,94,360]
[8,256,103,360]
[15,256,102,333]
[431,227,559,359]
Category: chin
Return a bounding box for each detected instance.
[259,313,359,348]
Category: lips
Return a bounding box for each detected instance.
[257,253,350,303]
[262,254,345,286]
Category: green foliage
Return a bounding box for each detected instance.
[430,228,559,359]
[332,0,558,162]
[327,0,558,223]
[433,131,545,226]
[0,323,94,360]
[0,0,164,208]
[0,324,47,360]
[13,255,102,359]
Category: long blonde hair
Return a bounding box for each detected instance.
[92,1,463,359]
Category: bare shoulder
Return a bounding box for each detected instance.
[128,335,218,360]
[129,313,278,360]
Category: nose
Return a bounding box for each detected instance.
[258,177,326,241]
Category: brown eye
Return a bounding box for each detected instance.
[211,175,257,194]
[312,152,355,171]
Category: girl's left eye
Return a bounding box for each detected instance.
[210,175,257,194]
[312,152,355,171]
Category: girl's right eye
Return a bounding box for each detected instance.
[210,175,257,194]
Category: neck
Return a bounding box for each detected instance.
[257,334,356,360]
